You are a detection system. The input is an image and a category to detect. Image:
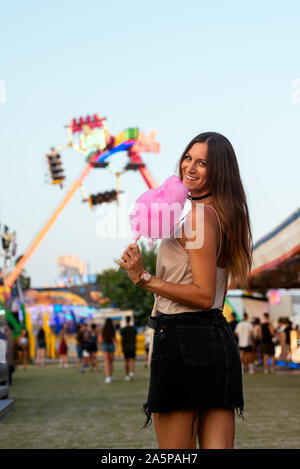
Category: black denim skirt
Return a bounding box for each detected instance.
[142,308,244,432]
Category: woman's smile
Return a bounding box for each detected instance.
[180,142,209,193]
[184,173,199,183]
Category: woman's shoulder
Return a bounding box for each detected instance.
[191,203,220,222]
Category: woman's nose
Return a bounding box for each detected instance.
[187,162,196,172]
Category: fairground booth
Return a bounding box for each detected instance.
[229,207,300,364]
[7,283,145,360]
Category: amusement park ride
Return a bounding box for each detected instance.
[5,114,160,291]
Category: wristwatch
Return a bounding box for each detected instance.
[133,270,152,286]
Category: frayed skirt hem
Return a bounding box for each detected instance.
[141,402,244,436]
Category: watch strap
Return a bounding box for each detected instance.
[134,271,152,286]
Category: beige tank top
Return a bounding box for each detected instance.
[151,205,228,316]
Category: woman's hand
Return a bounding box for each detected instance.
[116,243,144,284]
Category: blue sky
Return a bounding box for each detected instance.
[1,0,300,286]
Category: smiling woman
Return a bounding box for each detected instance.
[119,131,253,449]
[181,144,211,200]
[177,133,253,286]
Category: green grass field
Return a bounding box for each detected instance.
[1,361,299,449]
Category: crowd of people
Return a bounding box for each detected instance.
[24,316,138,383]
[230,312,295,374]
[73,317,138,382]
[13,312,297,380]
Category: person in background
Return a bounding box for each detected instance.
[76,324,85,373]
[58,325,69,368]
[229,312,239,343]
[259,312,276,374]
[120,316,137,381]
[82,323,91,368]
[276,318,286,360]
[89,323,99,372]
[100,318,117,384]
[36,327,46,367]
[283,319,292,362]
[234,313,255,374]
[17,328,29,370]
[252,317,262,365]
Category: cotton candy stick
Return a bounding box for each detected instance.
[115,234,141,272]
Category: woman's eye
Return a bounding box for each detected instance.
[184,155,206,167]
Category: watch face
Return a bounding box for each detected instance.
[142,271,152,282]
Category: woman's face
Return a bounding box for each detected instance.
[181,142,209,195]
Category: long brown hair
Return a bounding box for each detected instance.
[176,132,253,286]
[102,318,116,344]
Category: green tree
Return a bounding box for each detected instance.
[96,241,158,326]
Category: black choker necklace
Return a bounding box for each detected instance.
[187,192,212,201]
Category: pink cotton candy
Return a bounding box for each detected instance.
[129,175,188,245]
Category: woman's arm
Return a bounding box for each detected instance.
[257,325,262,341]
[141,277,214,310]
[119,206,219,310]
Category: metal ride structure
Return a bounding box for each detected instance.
[5,114,160,290]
